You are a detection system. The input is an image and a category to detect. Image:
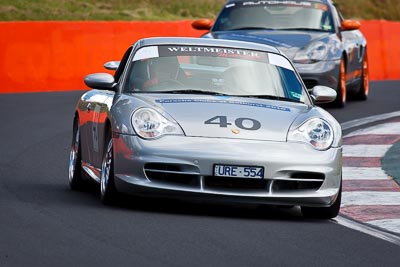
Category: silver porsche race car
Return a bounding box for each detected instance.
[69,37,342,219]
[192,0,369,108]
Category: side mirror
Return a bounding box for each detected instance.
[104,61,120,70]
[84,73,115,90]
[311,86,337,104]
[192,19,213,30]
[341,20,361,31]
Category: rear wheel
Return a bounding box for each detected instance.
[301,184,342,219]
[354,53,369,101]
[100,131,118,204]
[332,59,347,108]
[68,118,86,190]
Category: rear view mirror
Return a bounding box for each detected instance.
[192,19,213,30]
[104,61,120,70]
[341,20,361,31]
[84,73,115,90]
[311,86,337,104]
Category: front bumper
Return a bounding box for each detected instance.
[113,134,342,207]
[294,59,341,90]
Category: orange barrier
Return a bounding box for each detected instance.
[0,21,207,93]
[0,20,398,93]
[360,20,397,81]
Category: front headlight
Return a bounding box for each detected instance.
[131,108,184,139]
[287,118,334,150]
[293,41,328,64]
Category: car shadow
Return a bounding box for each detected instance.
[70,184,333,224]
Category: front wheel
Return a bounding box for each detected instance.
[332,59,347,108]
[100,132,118,204]
[301,184,342,219]
[354,53,369,101]
[68,118,86,190]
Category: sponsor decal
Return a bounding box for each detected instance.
[242,1,312,7]
[322,24,332,31]
[290,91,302,99]
[268,53,294,70]
[155,98,291,112]
[314,3,328,11]
[132,46,159,61]
[133,45,295,71]
[232,129,241,134]
[158,46,268,62]
[214,95,232,100]
[239,1,328,10]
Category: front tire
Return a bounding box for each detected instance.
[68,118,86,190]
[332,59,347,108]
[354,52,369,101]
[100,131,118,204]
[301,184,342,219]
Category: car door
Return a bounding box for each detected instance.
[89,46,133,169]
[337,10,363,85]
[79,90,100,165]
[86,91,114,169]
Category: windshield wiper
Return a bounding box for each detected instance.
[149,89,230,96]
[278,28,328,32]
[233,94,302,103]
[228,26,276,31]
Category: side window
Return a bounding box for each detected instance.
[124,60,149,92]
[114,47,133,83]
[329,4,342,30]
[279,68,303,100]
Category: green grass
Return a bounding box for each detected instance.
[334,0,400,21]
[0,0,225,21]
[0,0,400,21]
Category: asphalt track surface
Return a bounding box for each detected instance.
[1,81,400,266]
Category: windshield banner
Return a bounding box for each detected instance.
[235,1,328,10]
[158,46,268,62]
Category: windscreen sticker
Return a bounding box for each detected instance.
[133,45,294,70]
[156,98,291,112]
[322,24,332,31]
[133,46,159,61]
[158,46,268,62]
[242,1,312,7]
[268,53,294,71]
[314,3,328,11]
[290,91,302,100]
[240,1,328,10]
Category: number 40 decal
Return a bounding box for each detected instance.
[204,116,261,131]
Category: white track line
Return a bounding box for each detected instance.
[345,122,400,137]
[342,144,391,157]
[342,167,390,180]
[367,219,400,235]
[341,111,400,130]
[335,216,400,246]
[342,192,400,206]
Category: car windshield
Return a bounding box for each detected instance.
[213,1,334,32]
[124,45,309,104]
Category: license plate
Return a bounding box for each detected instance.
[214,164,264,179]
